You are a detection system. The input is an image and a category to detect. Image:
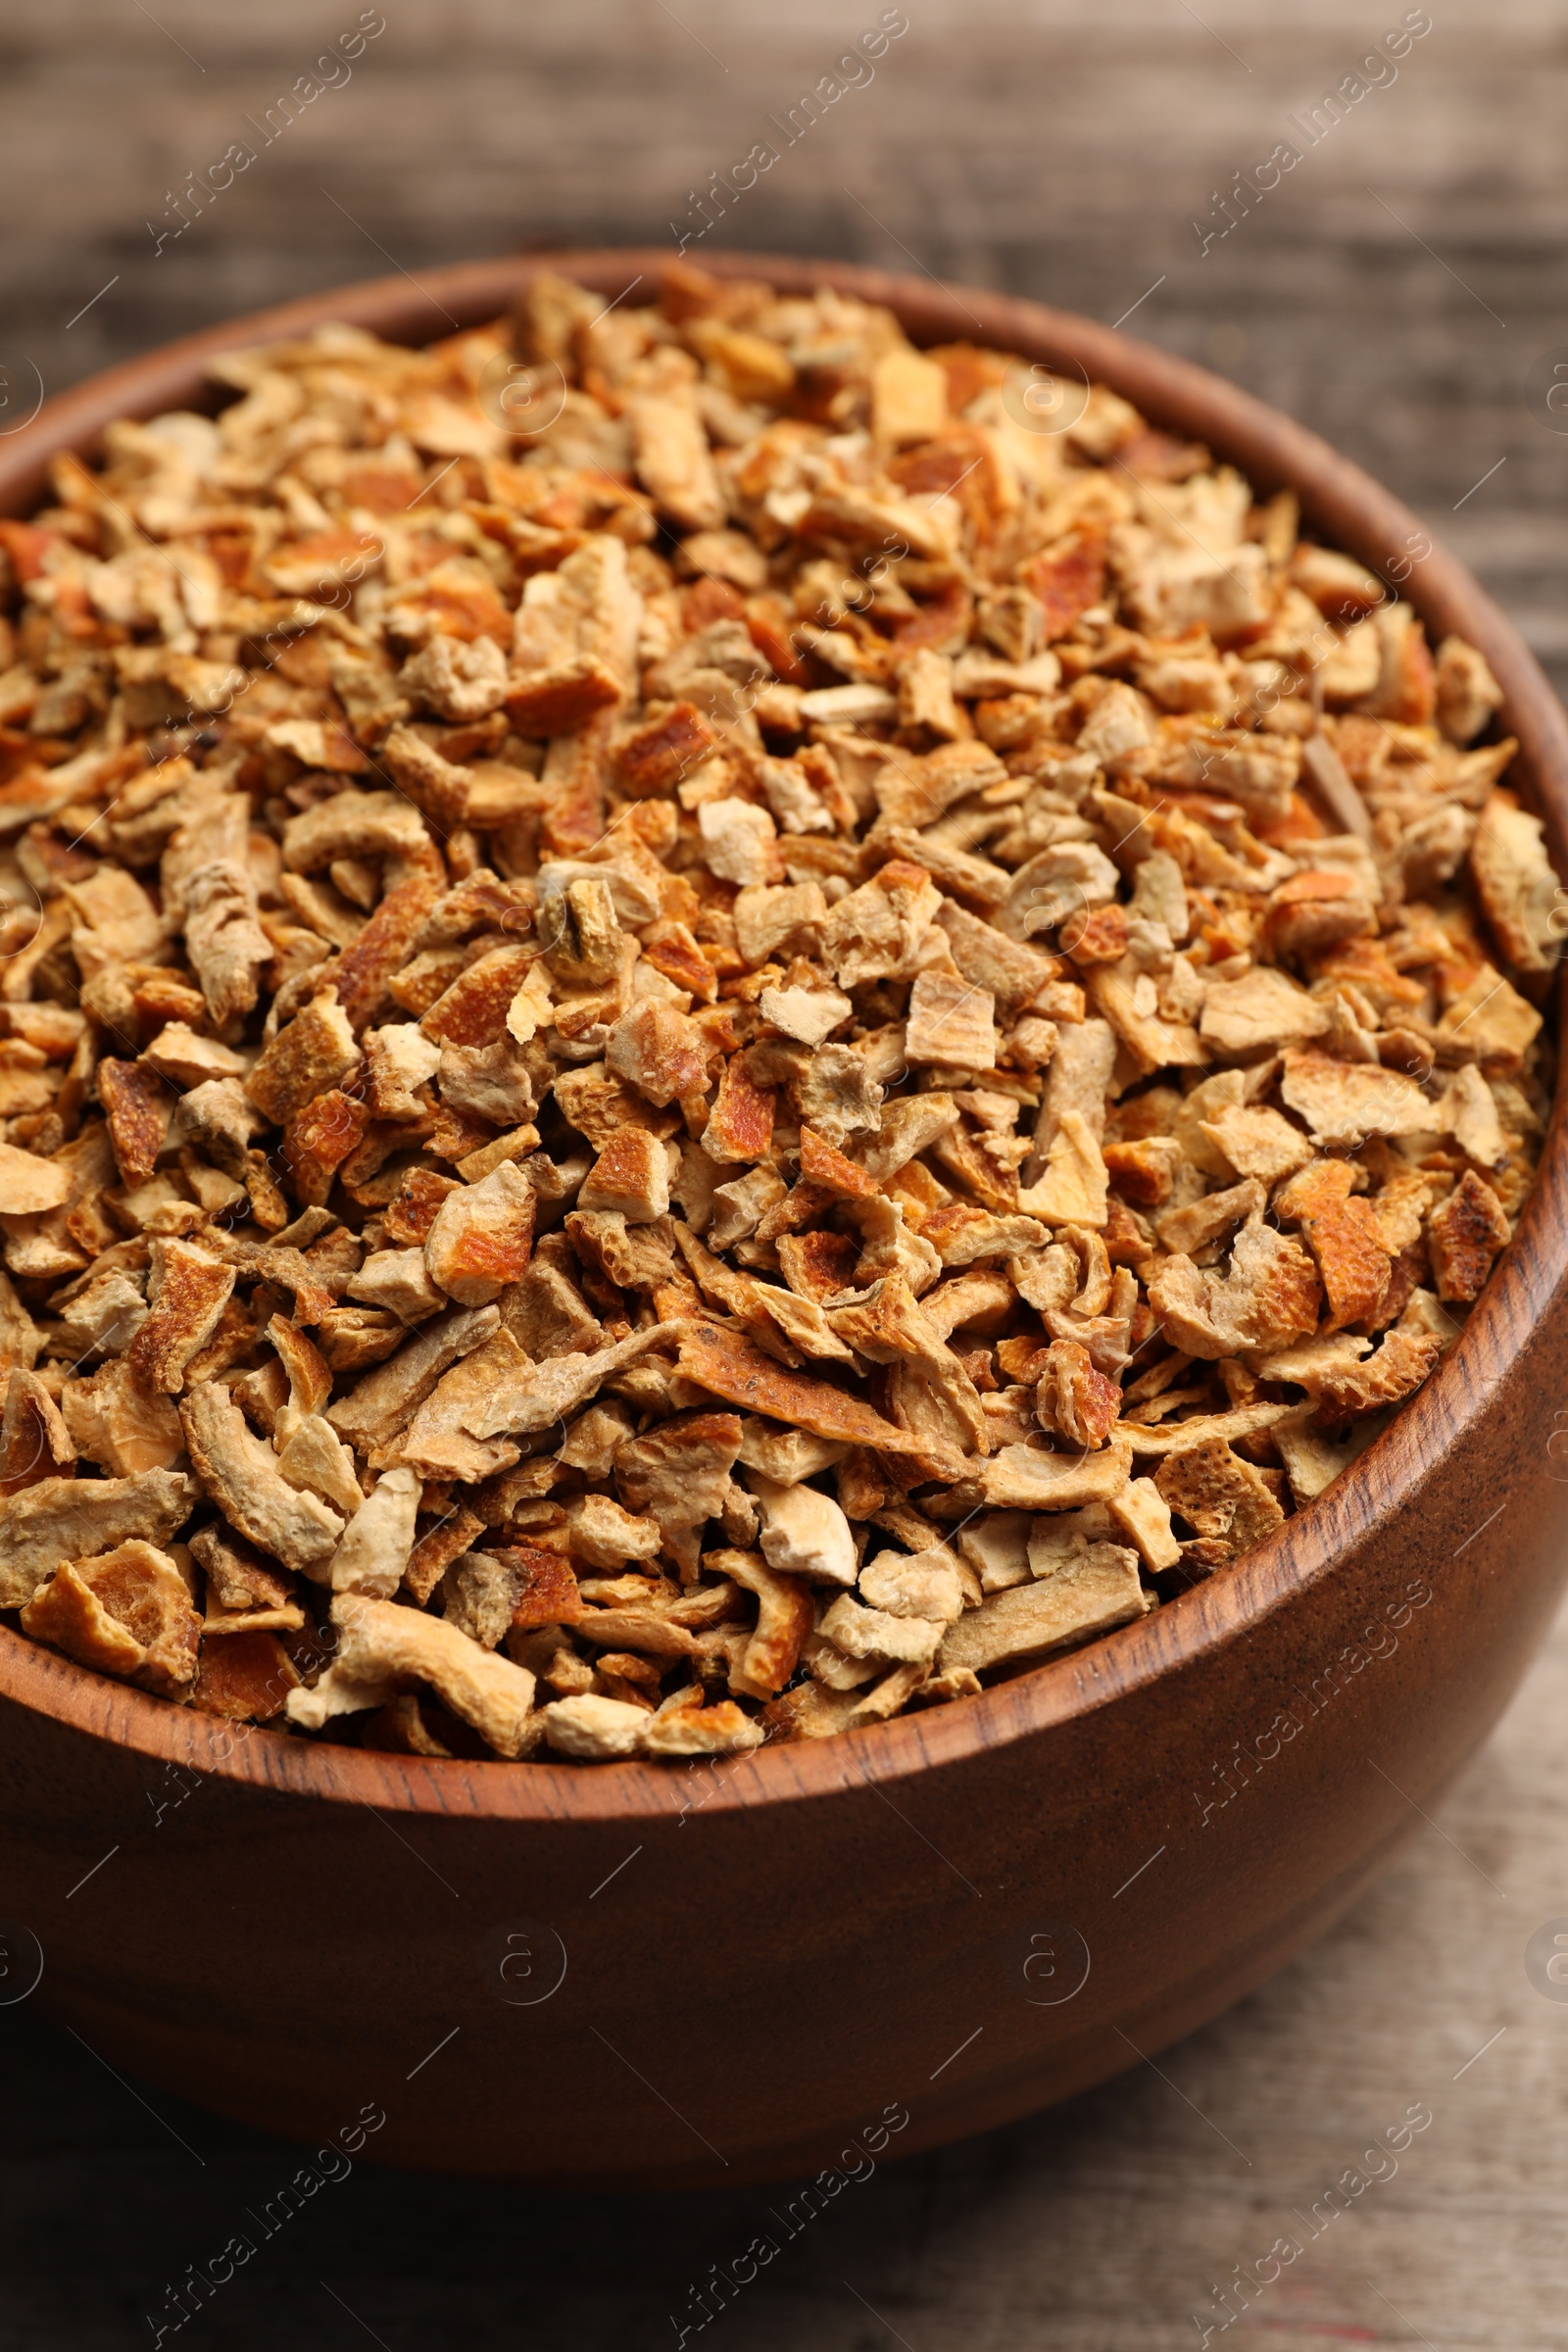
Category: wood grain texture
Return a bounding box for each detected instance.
[0,1,1565,2335]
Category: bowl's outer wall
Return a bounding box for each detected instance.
[1,252,1565,2189]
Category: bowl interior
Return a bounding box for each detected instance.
[2,248,1565,1820]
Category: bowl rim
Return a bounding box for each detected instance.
[2,245,1563,1824]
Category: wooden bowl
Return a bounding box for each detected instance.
[1,252,1564,2190]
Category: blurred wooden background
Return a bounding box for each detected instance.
[4,4,1568,2346]
[9,0,1568,689]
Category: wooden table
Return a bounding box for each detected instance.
[8,0,1565,692]
[3,4,1566,2342]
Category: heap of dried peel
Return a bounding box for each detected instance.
[0,259,1554,1762]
